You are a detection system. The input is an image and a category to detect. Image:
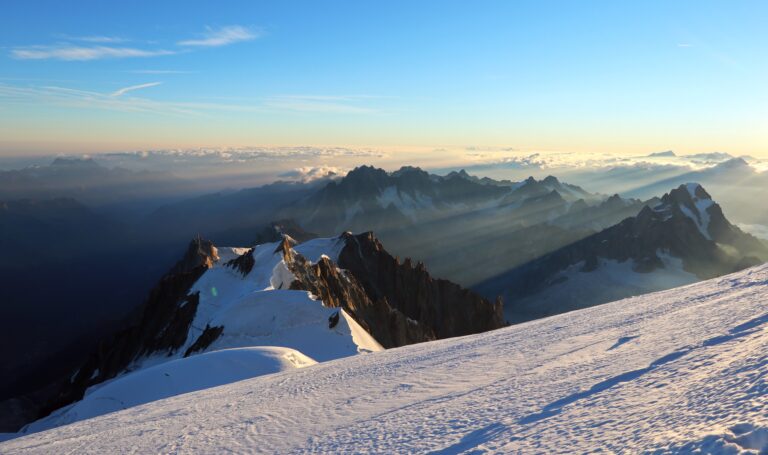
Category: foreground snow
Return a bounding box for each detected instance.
[22,347,316,435]
[4,264,768,453]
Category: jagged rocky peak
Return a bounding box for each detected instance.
[390,166,434,191]
[171,237,219,274]
[274,234,298,259]
[456,169,471,178]
[649,183,717,239]
[344,165,389,182]
[659,183,712,207]
[391,165,428,177]
[519,175,561,188]
[335,231,505,339]
[512,175,590,201]
[333,165,391,193]
[444,169,473,181]
[541,175,560,185]
[605,194,625,205]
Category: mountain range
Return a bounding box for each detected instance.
[479,183,768,322]
[2,162,767,439]
[283,165,651,286]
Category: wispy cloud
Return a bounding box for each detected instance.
[61,35,129,43]
[110,82,162,97]
[11,45,174,61]
[178,25,260,47]
[677,43,693,48]
[0,81,382,117]
[130,69,196,74]
[0,83,201,116]
[10,25,258,61]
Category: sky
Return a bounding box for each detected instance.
[0,0,766,159]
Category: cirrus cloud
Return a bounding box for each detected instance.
[10,25,259,61]
[178,25,260,47]
[110,82,162,97]
[11,45,175,61]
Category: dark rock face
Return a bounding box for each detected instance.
[328,311,340,329]
[226,248,255,276]
[169,236,219,273]
[336,232,505,340]
[184,325,224,357]
[275,232,503,348]
[285,247,435,348]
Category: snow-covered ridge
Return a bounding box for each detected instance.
[133,236,378,373]
[5,264,768,453]
[12,235,383,438]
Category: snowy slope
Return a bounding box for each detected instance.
[22,347,316,435]
[5,264,768,453]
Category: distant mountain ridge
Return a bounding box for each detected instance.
[479,183,768,322]
[0,157,198,207]
[291,165,600,235]
[282,165,653,287]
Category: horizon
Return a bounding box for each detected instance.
[2,0,767,157]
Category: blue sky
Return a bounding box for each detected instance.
[1,0,766,157]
